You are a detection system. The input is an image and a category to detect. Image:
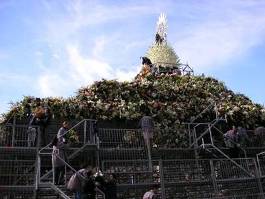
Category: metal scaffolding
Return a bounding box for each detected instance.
[1,118,265,198]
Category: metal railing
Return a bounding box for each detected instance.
[97,128,145,149]
[257,151,265,177]
[39,119,97,152]
[0,124,41,147]
[101,158,264,198]
[38,152,105,199]
[39,119,97,186]
[98,128,152,170]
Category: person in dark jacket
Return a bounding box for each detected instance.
[105,174,117,199]
[237,126,250,148]
[224,126,239,158]
[67,165,95,199]
[39,105,51,146]
[83,168,97,199]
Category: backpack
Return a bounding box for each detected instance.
[67,173,80,192]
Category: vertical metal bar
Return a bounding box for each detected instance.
[193,127,199,160]
[11,115,16,146]
[34,154,41,199]
[38,154,41,185]
[52,154,55,184]
[210,160,218,194]
[89,120,93,144]
[253,158,265,198]
[84,120,87,145]
[96,136,100,169]
[209,124,214,145]
[159,160,166,199]
[188,124,191,147]
[257,154,262,177]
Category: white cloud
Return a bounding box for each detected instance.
[38,73,69,97]
[36,0,265,97]
[40,0,161,46]
[67,45,113,84]
[92,37,106,58]
[115,68,140,82]
[37,44,139,96]
[174,1,265,71]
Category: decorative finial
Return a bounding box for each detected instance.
[155,13,168,45]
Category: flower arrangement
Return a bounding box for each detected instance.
[2,74,265,148]
[66,129,79,143]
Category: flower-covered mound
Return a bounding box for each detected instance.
[2,74,265,148]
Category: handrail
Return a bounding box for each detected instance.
[39,119,86,152]
[201,143,253,177]
[190,102,215,123]
[39,142,92,180]
[41,153,105,199]
[48,182,71,199]
[39,119,96,152]
[256,151,265,177]
[95,187,106,199]
[190,119,219,148]
[213,125,247,159]
[39,148,90,182]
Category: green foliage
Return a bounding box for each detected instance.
[2,74,265,148]
[66,129,79,143]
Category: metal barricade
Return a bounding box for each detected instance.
[0,148,37,186]
[97,128,145,148]
[257,152,265,177]
[213,158,256,180]
[98,128,151,169]
[0,124,40,147]
[216,179,261,198]
[0,187,35,199]
[0,147,37,199]
[102,160,159,184]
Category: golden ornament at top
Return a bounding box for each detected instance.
[146,43,180,68]
[146,13,180,68]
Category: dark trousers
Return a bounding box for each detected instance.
[54,166,65,185]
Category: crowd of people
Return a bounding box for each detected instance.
[25,98,265,198]
[50,111,156,199]
[66,165,118,199]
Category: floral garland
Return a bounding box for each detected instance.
[2,75,265,148]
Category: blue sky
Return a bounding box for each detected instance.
[0,0,265,114]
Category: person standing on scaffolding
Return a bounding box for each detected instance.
[26,98,44,147]
[52,121,69,185]
[140,108,154,171]
[224,126,240,158]
[140,108,154,148]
